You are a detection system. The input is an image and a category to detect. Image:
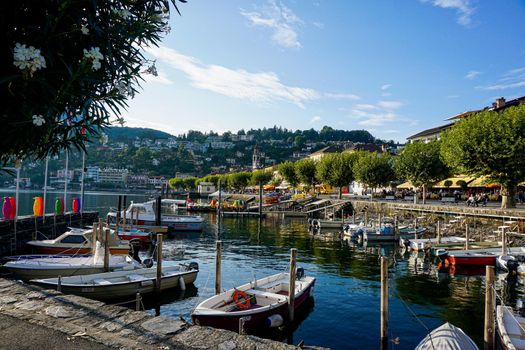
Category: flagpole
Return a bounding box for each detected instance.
[80,151,86,215]
[64,150,69,212]
[43,156,49,218]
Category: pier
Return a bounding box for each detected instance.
[0,278,323,350]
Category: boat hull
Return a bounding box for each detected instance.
[30,246,129,255]
[192,281,315,332]
[34,270,198,300]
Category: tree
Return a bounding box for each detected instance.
[394,140,449,204]
[295,158,317,193]
[182,177,197,190]
[228,172,251,192]
[441,105,525,208]
[316,153,357,198]
[0,1,186,167]
[354,152,395,196]
[251,170,273,186]
[278,161,299,188]
[168,177,184,190]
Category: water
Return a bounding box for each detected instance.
[2,190,521,349]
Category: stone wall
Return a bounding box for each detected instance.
[0,211,98,257]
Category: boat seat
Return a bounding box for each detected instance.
[93,278,111,285]
[246,289,288,301]
[127,274,150,282]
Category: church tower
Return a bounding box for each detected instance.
[252,144,262,170]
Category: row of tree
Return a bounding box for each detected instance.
[169,169,274,192]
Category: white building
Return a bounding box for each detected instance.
[99,168,129,184]
[198,182,216,196]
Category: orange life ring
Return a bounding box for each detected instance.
[232,290,251,310]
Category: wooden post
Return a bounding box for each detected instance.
[288,248,297,322]
[122,195,127,226]
[341,208,344,225]
[484,266,495,350]
[502,227,508,256]
[380,256,388,350]
[437,220,441,244]
[259,183,263,218]
[92,222,98,254]
[104,228,110,272]
[155,196,162,226]
[352,210,356,224]
[378,213,382,229]
[465,223,470,250]
[215,240,222,295]
[115,195,122,234]
[414,217,418,230]
[394,215,398,234]
[365,211,368,226]
[135,292,141,311]
[217,179,222,216]
[156,233,163,293]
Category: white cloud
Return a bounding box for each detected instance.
[352,110,397,126]
[324,92,361,100]
[310,115,321,123]
[465,70,482,79]
[381,84,391,90]
[240,1,303,49]
[478,66,525,90]
[422,0,475,26]
[312,21,324,29]
[378,100,403,109]
[145,46,358,108]
[355,104,379,110]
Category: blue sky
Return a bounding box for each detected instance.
[125,0,525,142]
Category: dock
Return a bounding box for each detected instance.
[0,278,325,350]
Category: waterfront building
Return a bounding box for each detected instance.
[198,182,216,196]
[86,166,100,182]
[99,168,129,184]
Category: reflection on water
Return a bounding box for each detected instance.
[4,191,522,349]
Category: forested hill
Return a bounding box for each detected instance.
[106,127,173,143]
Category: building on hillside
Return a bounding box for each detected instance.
[99,168,129,184]
[86,166,100,182]
[308,145,343,161]
[175,172,196,178]
[148,176,167,188]
[198,182,216,196]
[407,96,525,143]
[345,143,384,153]
[127,174,149,188]
[252,144,262,170]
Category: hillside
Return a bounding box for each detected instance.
[106,126,174,143]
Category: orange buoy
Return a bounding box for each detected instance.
[33,197,43,216]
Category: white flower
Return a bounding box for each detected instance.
[117,81,133,96]
[99,133,109,145]
[32,115,45,126]
[83,47,104,71]
[13,43,46,76]
[80,24,89,35]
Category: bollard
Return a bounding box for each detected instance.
[135,292,141,311]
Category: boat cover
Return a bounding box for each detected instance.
[415,323,478,350]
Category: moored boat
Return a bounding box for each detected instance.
[31,263,198,300]
[117,228,153,243]
[415,322,478,349]
[437,247,525,266]
[399,236,467,251]
[192,271,315,333]
[27,227,129,255]
[497,304,525,350]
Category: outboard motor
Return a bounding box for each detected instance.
[296,267,305,280]
[189,261,199,271]
[507,259,519,276]
[129,239,142,263]
[142,258,154,268]
[517,299,525,317]
[436,249,449,265]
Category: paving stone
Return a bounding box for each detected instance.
[0,296,18,304]
[141,316,186,336]
[14,300,44,311]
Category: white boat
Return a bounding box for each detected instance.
[27,227,129,255]
[415,322,478,349]
[497,304,525,350]
[497,255,525,275]
[192,271,315,333]
[4,243,141,280]
[107,200,204,231]
[309,218,345,230]
[31,263,198,300]
[399,236,467,251]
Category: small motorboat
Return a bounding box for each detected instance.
[309,218,345,230]
[399,236,467,251]
[4,243,141,280]
[438,247,525,266]
[107,200,204,231]
[26,227,129,255]
[192,270,315,333]
[415,322,478,349]
[398,226,427,237]
[117,228,152,243]
[496,255,525,275]
[497,303,525,350]
[31,263,198,300]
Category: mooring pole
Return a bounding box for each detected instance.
[80,151,86,218]
[135,292,141,311]
[215,240,222,294]
[465,223,470,250]
[437,220,441,244]
[156,233,163,293]
[155,196,162,226]
[484,265,495,350]
[378,213,382,229]
[217,179,222,217]
[259,182,263,218]
[394,215,398,234]
[502,227,508,256]
[43,156,49,221]
[122,195,127,226]
[115,195,122,235]
[365,211,368,226]
[92,222,98,254]
[341,208,344,225]
[288,248,297,322]
[352,210,356,225]
[104,228,110,272]
[380,256,388,350]
[64,150,69,213]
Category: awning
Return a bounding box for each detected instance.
[468,176,500,188]
[397,181,415,189]
[433,176,474,189]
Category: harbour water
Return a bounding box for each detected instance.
[2,190,520,349]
